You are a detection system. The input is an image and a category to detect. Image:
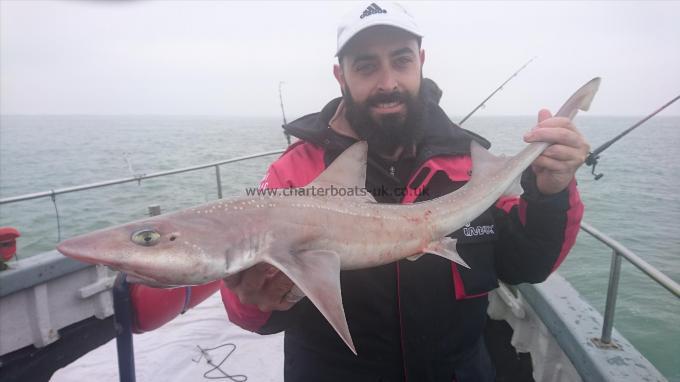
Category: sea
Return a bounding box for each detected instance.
[0,114,678,380]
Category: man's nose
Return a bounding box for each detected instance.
[376,67,398,92]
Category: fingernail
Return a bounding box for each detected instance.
[523,132,532,140]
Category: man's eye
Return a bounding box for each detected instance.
[395,57,413,66]
[356,64,375,73]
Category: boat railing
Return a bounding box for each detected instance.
[579,221,680,348]
[0,149,286,205]
[1,153,679,353]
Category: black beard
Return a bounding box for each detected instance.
[343,83,427,157]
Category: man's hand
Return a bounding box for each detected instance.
[223,263,301,312]
[524,109,590,195]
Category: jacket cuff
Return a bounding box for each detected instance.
[520,168,572,211]
[220,282,272,332]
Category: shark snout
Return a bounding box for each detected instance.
[57,238,112,266]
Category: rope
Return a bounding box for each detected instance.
[193,343,247,381]
[181,287,193,314]
[50,190,62,242]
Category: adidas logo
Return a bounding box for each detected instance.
[360,3,387,19]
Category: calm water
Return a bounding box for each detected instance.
[1,115,678,379]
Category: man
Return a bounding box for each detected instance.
[221,2,589,381]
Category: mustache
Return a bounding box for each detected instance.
[342,83,427,156]
[366,91,407,106]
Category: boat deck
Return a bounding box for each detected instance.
[50,292,285,382]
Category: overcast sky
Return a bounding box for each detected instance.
[1,1,679,117]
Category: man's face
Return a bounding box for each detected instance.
[334,26,426,155]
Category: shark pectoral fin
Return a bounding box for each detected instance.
[423,237,470,269]
[265,249,357,355]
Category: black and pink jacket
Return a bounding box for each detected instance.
[220,97,583,382]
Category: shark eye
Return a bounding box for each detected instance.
[131,229,161,247]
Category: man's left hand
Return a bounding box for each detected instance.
[523,109,590,195]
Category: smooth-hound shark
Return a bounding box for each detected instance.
[57,78,600,355]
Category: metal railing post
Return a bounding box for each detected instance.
[580,221,680,299]
[147,205,161,217]
[215,165,223,199]
[601,249,622,344]
[113,273,136,382]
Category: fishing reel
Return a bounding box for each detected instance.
[586,95,680,182]
[585,152,604,180]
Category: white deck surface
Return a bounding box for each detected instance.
[50,292,284,382]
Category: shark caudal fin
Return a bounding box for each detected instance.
[264,249,357,355]
[554,77,601,119]
[470,141,523,197]
[307,141,376,203]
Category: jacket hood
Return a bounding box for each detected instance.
[283,97,491,162]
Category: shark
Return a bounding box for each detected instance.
[57,77,600,355]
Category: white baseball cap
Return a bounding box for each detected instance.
[336,1,423,56]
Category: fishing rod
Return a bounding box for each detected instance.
[274,60,536,182]
[458,56,536,125]
[585,94,680,180]
[278,56,535,144]
[279,81,291,145]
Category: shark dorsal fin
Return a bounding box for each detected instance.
[308,141,371,197]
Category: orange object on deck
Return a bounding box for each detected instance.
[129,280,222,333]
[0,227,20,261]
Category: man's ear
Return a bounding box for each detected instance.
[420,49,425,66]
[333,64,346,89]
